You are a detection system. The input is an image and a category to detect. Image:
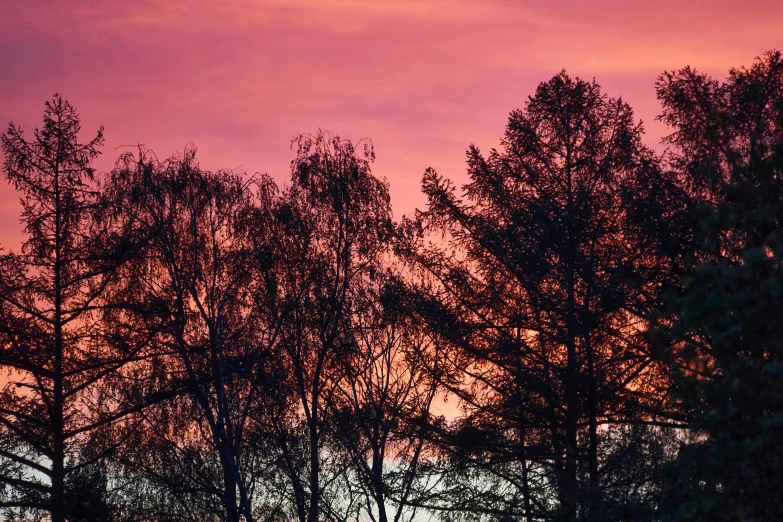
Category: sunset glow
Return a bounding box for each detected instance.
[2,0,781,247]
[3,3,783,521]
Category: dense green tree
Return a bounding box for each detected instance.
[656,50,783,521]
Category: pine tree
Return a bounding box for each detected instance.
[0,95,150,522]
[403,73,680,521]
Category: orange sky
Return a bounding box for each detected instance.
[1,0,782,248]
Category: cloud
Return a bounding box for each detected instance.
[4,0,522,35]
[1,0,782,237]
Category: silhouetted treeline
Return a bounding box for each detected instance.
[0,51,781,522]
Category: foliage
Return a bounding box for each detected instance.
[0,52,781,522]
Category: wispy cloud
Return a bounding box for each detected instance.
[1,0,782,248]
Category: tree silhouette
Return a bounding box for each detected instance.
[102,147,285,522]
[332,272,442,522]
[656,50,783,521]
[270,131,396,522]
[0,95,153,522]
[403,72,679,521]
[1,51,781,522]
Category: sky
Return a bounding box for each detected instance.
[1,0,782,249]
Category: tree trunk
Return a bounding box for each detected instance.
[51,165,65,522]
[520,429,534,522]
[307,382,320,522]
[307,424,319,522]
[516,366,534,522]
[585,335,599,519]
[562,157,579,522]
[222,458,240,522]
[51,326,65,522]
[563,330,579,522]
[372,447,388,522]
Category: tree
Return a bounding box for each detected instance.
[269,131,396,522]
[332,273,442,522]
[656,50,783,521]
[0,95,153,522]
[103,147,285,522]
[403,73,680,521]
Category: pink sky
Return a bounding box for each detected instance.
[1,0,782,248]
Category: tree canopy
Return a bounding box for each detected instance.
[1,52,782,522]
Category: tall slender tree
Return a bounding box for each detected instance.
[332,273,442,522]
[0,95,154,522]
[270,131,396,522]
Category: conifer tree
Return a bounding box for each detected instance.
[0,95,151,522]
[404,73,680,521]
